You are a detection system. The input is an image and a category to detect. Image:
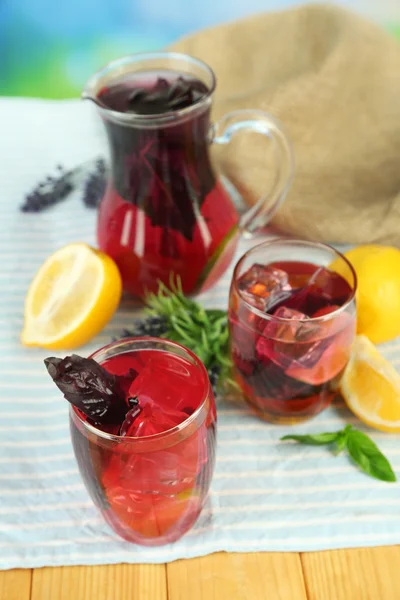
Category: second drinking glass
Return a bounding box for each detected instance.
[228,239,357,423]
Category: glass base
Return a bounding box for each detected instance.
[102,504,203,546]
[242,391,334,425]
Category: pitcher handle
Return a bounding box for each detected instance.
[211,109,294,236]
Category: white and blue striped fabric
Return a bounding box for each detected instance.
[0,98,399,570]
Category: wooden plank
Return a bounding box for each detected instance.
[0,569,32,600]
[167,552,307,600]
[31,564,167,600]
[301,546,400,600]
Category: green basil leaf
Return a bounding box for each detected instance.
[280,432,340,446]
[346,430,397,482]
[334,432,348,455]
[333,424,353,455]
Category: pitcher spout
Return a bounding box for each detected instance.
[81,58,121,110]
[82,89,99,105]
[81,73,107,109]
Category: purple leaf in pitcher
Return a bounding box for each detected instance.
[97,73,216,243]
[126,75,207,115]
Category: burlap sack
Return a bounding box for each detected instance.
[169,4,400,246]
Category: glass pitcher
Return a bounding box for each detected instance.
[83,52,294,298]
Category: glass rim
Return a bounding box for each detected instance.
[82,51,216,124]
[232,238,357,323]
[71,336,212,444]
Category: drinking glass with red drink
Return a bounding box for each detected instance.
[83,52,294,298]
[228,239,357,423]
[47,338,216,546]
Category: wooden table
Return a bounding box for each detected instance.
[2,547,400,599]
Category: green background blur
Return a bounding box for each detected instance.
[1,1,399,99]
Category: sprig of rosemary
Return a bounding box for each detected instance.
[144,279,232,390]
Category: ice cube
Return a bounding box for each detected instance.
[271,306,321,342]
[286,310,355,385]
[120,397,186,438]
[127,353,203,414]
[238,264,291,311]
[104,417,205,496]
[256,306,330,370]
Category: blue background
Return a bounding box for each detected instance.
[1,0,399,97]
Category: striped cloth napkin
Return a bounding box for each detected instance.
[0,98,399,570]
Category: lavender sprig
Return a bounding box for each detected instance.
[21,158,107,213]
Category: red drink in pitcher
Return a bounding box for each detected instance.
[96,69,239,297]
[229,240,357,423]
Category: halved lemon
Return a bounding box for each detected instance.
[340,335,400,432]
[21,243,122,350]
[330,244,400,344]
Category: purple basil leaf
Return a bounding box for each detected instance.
[44,354,128,425]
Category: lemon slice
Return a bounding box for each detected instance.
[340,335,400,432]
[21,243,122,350]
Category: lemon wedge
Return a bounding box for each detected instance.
[21,243,122,350]
[340,335,400,433]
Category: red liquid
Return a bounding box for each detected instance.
[229,261,356,422]
[70,348,217,545]
[97,70,239,298]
